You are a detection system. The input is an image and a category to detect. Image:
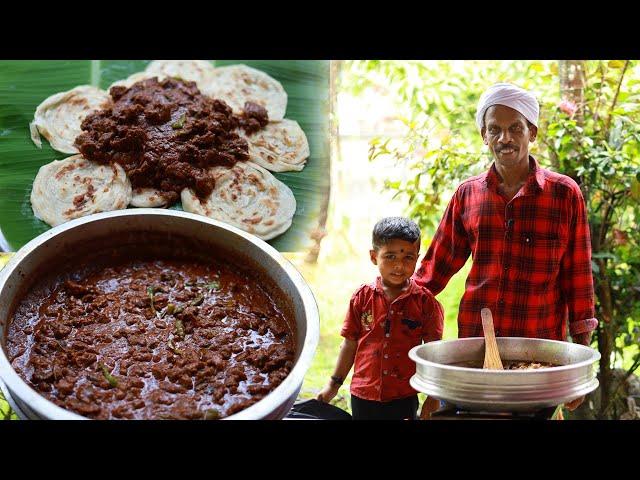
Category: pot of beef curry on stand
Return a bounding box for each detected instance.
[409,337,600,413]
[0,209,319,420]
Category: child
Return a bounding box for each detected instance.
[317,217,444,420]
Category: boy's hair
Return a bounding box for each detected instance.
[372,217,421,250]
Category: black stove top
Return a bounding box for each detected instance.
[430,405,562,420]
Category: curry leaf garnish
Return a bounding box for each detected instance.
[162,303,176,318]
[191,294,204,306]
[147,286,157,314]
[167,339,183,355]
[203,409,220,420]
[99,363,118,388]
[174,319,185,339]
[171,113,186,130]
[205,280,220,291]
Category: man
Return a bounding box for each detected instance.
[414,83,598,411]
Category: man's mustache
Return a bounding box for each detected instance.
[495,144,519,152]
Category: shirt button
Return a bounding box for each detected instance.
[383,370,388,375]
[525,236,531,243]
[498,299,505,306]
[504,264,509,270]
[390,310,394,314]
[384,354,388,359]
[385,333,390,338]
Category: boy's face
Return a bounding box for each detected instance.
[370,238,420,288]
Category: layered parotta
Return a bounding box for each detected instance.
[130,187,172,208]
[31,155,131,227]
[239,119,309,172]
[204,64,287,121]
[31,86,111,154]
[108,71,158,89]
[145,60,215,91]
[181,161,296,240]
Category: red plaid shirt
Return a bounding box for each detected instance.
[341,277,444,402]
[415,157,597,340]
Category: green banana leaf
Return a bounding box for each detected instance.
[0,60,329,252]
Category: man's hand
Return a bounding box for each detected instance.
[572,331,592,346]
[419,396,441,420]
[316,383,340,404]
[564,396,585,411]
[563,332,592,411]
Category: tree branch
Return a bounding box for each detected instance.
[604,60,631,136]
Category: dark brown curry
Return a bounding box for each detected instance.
[74,77,268,204]
[6,254,294,419]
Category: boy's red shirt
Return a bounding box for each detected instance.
[341,277,444,402]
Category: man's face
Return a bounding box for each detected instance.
[370,238,420,288]
[481,105,537,167]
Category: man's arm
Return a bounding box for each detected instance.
[560,184,598,345]
[317,339,357,403]
[414,189,471,295]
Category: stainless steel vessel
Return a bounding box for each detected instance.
[409,337,600,412]
[0,209,319,420]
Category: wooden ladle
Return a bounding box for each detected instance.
[481,308,504,370]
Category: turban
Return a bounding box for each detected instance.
[475,83,539,131]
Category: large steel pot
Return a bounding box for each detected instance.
[409,337,600,412]
[0,209,319,420]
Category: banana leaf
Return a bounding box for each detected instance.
[0,60,329,252]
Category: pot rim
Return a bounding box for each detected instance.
[408,336,601,374]
[0,209,319,420]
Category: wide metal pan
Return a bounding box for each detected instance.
[409,337,600,412]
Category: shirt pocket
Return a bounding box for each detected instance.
[394,318,423,380]
[521,233,567,291]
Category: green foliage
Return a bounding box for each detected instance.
[341,61,640,409]
[341,61,560,238]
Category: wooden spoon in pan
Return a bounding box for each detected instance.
[481,307,504,370]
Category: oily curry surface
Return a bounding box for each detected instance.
[449,360,558,370]
[6,256,295,419]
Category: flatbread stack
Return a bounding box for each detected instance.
[203,64,288,121]
[109,60,216,91]
[31,155,131,227]
[30,86,111,154]
[130,188,172,208]
[181,162,296,241]
[27,61,311,242]
[238,119,309,172]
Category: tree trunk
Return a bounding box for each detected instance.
[559,60,586,122]
[596,261,615,418]
[305,61,339,263]
[558,61,586,179]
[559,60,612,418]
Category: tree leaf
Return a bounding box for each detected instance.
[608,60,625,69]
[631,178,640,200]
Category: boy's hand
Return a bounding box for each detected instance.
[316,383,340,404]
[419,396,441,420]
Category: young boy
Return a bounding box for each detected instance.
[317,217,444,420]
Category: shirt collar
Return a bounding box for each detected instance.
[374,276,419,300]
[485,155,545,195]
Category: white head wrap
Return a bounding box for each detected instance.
[475,83,539,131]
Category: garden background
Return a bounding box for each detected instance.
[290,60,640,420]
